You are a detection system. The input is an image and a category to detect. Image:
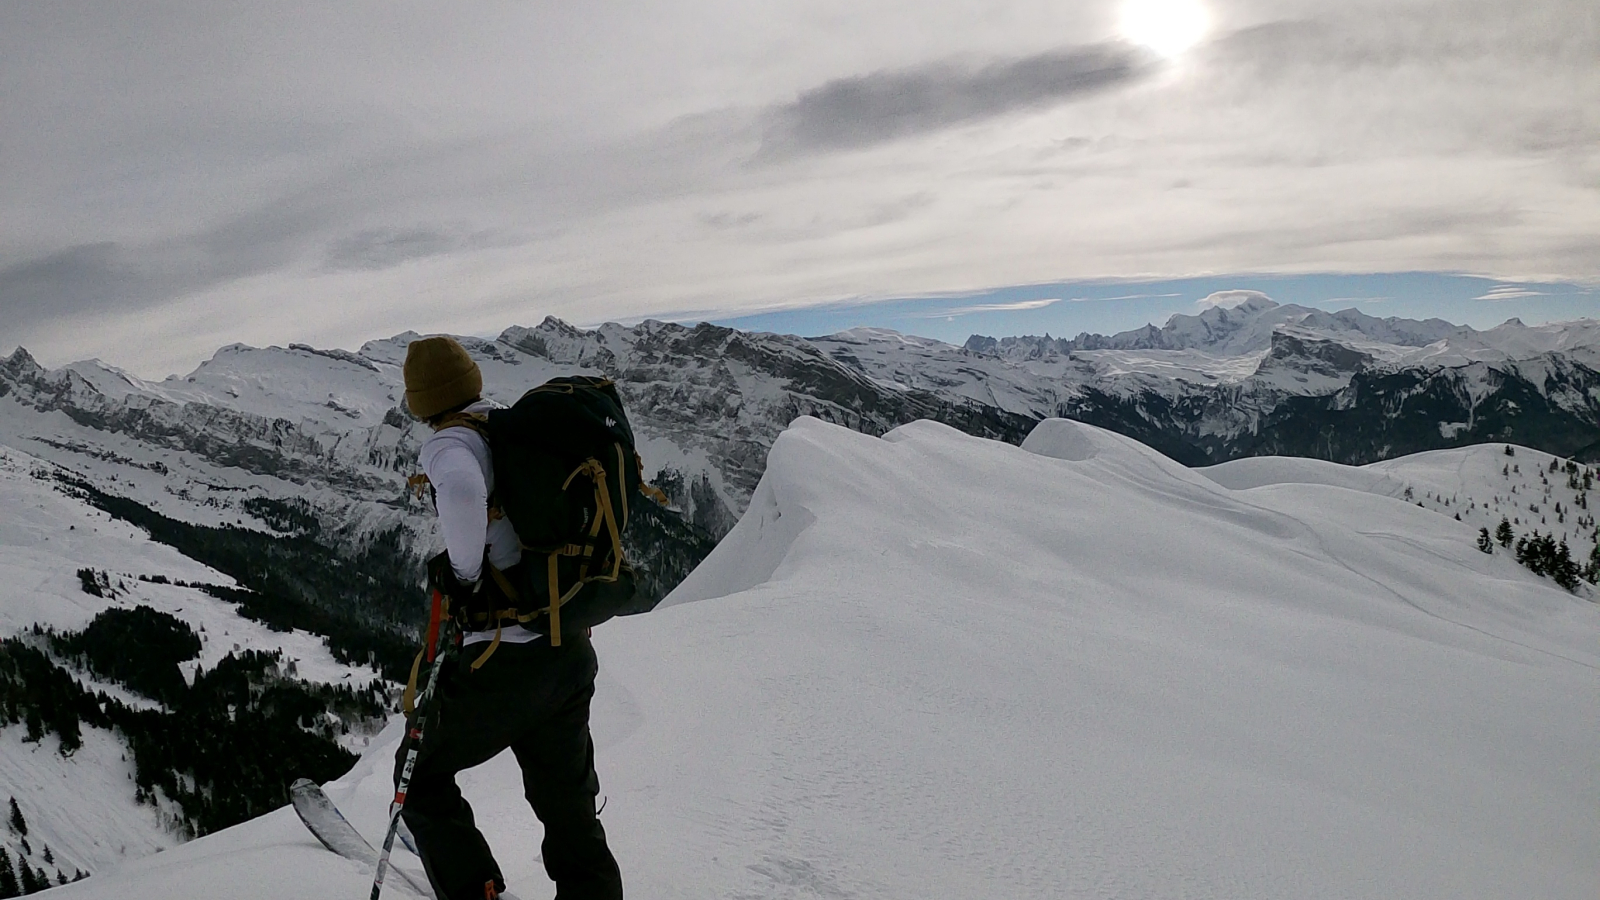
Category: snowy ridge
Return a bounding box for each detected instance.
[51,417,1600,900]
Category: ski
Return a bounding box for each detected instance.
[289,778,435,899]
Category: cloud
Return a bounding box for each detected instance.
[0,197,334,334]
[935,297,1062,317]
[4,1,1598,376]
[1196,290,1273,310]
[761,43,1153,155]
[1066,292,1183,303]
[1473,285,1547,301]
[0,241,232,331]
[322,226,515,272]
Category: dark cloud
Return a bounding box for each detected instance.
[761,43,1154,155]
[0,196,332,332]
[325,228,466,272]
[0,243,135,321]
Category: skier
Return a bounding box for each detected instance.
[399,335,624,900]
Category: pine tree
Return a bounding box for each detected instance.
[5,800,23,837]
[54,870,65,887]
[1551,540,1581,591]
[1496,518,1514,548]
[0,847,18,898]
[1476,528,1493,554]
[15,863,34,896]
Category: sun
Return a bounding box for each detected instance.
[1118,0,1210,57]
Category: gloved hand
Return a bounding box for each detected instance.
[426,550,481,614]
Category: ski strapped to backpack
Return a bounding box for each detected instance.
[413,376,667,664]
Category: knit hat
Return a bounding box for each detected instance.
[403,336,482,420]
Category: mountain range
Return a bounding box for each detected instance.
[2,294,1599,892]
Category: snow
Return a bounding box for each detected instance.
[47,416,1600,899]
[0,728,176,876]
[0,445,388,874]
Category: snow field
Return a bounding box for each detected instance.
[1208,440,1600,574]
[0,446,389,874]
[44,417,1600,899]
[0,727,177,877]
[0,447,383,690]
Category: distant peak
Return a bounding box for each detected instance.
[1195,290,1276,312]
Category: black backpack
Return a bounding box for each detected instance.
[429,376,663,652]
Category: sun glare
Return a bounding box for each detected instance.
[1118,0,1210,57]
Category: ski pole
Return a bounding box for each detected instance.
[373,592,454,900]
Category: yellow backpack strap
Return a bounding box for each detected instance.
[592,461,624,581]
[487,563,520,602]
[615,445,629,524]
[433,410,489,435]
[547,552,563,646]
[468,622,503,670]
[634,451,670,504]
[402,647,425,715]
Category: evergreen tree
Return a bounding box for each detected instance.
[1551,540,1581,591]
[1476,528,1493,554]
[54,870,65,887]
[1495,518,1514,548]
[15,863,34,896]
[5,800,23,837]
[0,847,18,898]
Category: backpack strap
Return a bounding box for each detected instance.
[457,448,642,656]
[635,451,670,505]
[432,410,489,435]
[403,592,450,715]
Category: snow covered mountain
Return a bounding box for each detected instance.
[0,446,389,885]
[962,291,1600,364]
[45,418,1600,900]
[821,298,1600,464]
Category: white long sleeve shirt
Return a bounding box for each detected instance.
[419,399,539,645]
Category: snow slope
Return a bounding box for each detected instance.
[1205,442,1600,556]
[49,417,1600,899]
[0,446,387,877]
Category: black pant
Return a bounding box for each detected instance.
[395,633,623,900]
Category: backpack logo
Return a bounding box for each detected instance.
[605,417,616,428]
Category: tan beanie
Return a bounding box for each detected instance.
[403,336,483,420]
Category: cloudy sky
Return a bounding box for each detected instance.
[2,0,1596,376]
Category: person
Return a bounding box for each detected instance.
[398,335,624,900]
